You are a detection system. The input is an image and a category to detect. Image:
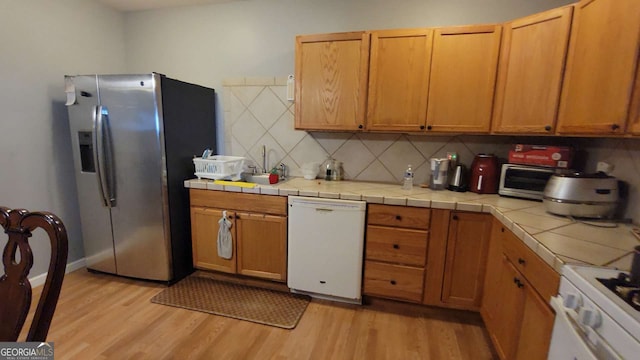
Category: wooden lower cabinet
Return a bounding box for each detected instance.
[190,207,236,273]
[440,212,492,309]
[363,205,430,303]
[364,207,492,311]
[363,261,425,302]
[481,219,559,360]
[236,212,287,281]
[515,282,556,359]
[189,190,287,282]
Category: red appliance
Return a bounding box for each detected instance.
[469,154,499,194]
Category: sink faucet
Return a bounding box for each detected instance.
[261,145,267,173]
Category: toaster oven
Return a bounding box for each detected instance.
[498,164,555,200]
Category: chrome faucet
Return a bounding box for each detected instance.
[261,145,267,173]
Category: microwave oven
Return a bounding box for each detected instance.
[498,164,556,201]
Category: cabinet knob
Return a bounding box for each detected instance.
[611,123,620,131]
[395,215,402,221]
[358,124,364,129]
[452,215,459,220]
[426,125,432,130]
[544,125,552,132]
[420,125,425,130]
[518,258,526,265]
[501,227,505,233]
[393,244,399,249]
[513,278,524,288]
[228,215,234,219]
[390,280,397,285]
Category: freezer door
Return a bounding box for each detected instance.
[66,75,116,274]
[96,74,172,281]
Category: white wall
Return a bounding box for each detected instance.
[0,0,126,277]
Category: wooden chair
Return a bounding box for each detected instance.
[0,207,68,341]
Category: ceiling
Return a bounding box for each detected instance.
[98,0,244,12]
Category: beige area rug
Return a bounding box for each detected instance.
[151,275,310,329]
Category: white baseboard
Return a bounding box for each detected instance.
[28,258,86,288]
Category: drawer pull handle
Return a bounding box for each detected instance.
[501,227,505,233]
[395,215,402,221]
[513,277,519,284]
[518,258,526,265]
[393,244,399,249]
[390,280,397,285]
[516,281,524,289]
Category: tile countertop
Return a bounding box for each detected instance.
[185,177,640,274]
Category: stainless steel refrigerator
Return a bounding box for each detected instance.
[65,73,216,282]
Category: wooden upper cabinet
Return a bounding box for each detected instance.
[295,32,370,131]
[556,0,640,135]
[367,29,433,132]
[492,7,573,134]
[426,25,502,133]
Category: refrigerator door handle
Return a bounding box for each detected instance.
[93,105,114,207]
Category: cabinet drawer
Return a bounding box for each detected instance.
[190,189,287,215]
[501,229,560,302]
[367,204,431,229]
[365,225,428,266]
[363,261,425,302]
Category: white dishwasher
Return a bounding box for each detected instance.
[287,196,366,304]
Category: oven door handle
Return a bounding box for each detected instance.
[550,296,622,360]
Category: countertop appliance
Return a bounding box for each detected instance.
[287,196,366,304]
[429,158,449,190]
[469,154,499,194]
[543,172,619,218]
[499,164,555,201]
[448,164,467,192]
[65,73,216,282]
[548,265,640,359]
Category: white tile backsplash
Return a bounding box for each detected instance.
[223,79,640,224]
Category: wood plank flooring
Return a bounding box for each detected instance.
[22,270,497,359]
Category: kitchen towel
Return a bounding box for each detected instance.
[217,211,233,259]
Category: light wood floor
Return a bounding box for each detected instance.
[23,270,497,359]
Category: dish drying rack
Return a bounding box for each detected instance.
[193,155,245,180]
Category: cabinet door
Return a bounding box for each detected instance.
[492,7,573,134]
[514,282,556,360]
[441,212,491,310]
[426,25,502,133]
[491,256,526,360]
[629,67,640,135]
[367,29,433,132]
[295,32,370,131]
[480,218,505,330]
[190,207,236,273]
[557,0,640,135]
[236,212,287,281]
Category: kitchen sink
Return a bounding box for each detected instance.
[241,172,285,185]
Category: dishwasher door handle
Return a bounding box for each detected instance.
[315,208,334,212]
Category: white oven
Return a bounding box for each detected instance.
[548,265,640,359]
